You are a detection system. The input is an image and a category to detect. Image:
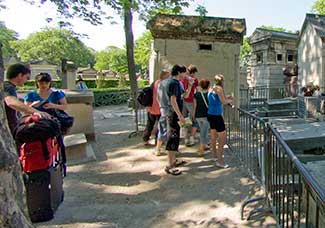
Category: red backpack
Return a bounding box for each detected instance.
[14,114,61,172]
[19,137,59,173]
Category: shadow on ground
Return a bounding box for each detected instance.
[36,105,276,228]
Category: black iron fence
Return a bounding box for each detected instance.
[225,106,325,227]
[240,86,287,110]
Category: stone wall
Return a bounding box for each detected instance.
[298,23,323,87]
[149,38,241,103]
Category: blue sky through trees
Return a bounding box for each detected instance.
[0,0,315,51]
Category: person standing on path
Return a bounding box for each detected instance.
[207,74,233,168]
[142,76,162,146]
[180,64,199,146]
[192,79,210,156]
[155,70,171,155]
[165,64,187,175]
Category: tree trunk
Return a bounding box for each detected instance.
[0,42,34,228]
[124,0,139,132]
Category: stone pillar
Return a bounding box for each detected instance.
[64,90,95,141]
[61,59,77,89]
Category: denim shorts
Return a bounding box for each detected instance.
[196,117,210,145]
[158,115,167,141]
[182,102,200,128]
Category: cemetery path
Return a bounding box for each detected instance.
[36,105,277,228]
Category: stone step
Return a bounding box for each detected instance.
[63,133,96,165]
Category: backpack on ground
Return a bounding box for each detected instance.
[137,82,154,107]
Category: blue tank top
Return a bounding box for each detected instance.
[207,91,223,115]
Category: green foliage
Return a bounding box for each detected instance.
[195,4,208,17]
[10,27,95,67]
[240,37,252,67]
[41,0,192,109]
[259,25,292,33]
[21,78,149,90]
[134,31,152,74]
[94,46,128,75]
[0,21,18,58]
[96,71,106,88]
[118,76,127,88]
[312,0,325,14]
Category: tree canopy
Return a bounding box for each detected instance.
[10,27,95,67]
[94,46,128,75]
[312,0,325,14]
[134,31,152,74]
[0,21,18,58]
[240,37,252,67]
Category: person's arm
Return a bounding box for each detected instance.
[43,91,68,111]
[170,95,185,124]
[4,96,50,117]
[183,83,193,99]
[213,86,233,105]
[192,97,197,121]
[43,97,68,111]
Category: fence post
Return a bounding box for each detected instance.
[264,125,272,203]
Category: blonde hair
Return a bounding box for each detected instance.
[159,70,170,79]
[214,74,224,87]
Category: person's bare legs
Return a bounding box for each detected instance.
[210,129,217,159]
[198,143,205,156]
[217,130,227,165]
[155,139,164,156]
[167,150,176,167]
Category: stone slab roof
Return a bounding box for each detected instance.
[304,14,325,38]
[249,28,298,44]
[147,14,246,43]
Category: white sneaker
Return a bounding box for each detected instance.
[215,161,229,169]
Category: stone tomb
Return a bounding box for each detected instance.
[275,121,325,166]
[257,98,298,118]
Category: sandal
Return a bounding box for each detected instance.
[165,166,182,175]
[174,159,187,167]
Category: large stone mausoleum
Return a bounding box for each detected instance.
[298,14,325,89]
[248,28,299,88]
[147,14,246,104]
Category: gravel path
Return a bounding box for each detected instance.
[36,105,277,228]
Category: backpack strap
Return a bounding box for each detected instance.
[41,139,50,160]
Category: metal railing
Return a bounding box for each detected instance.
[240,86,287,110]
[128,98,147,137]
[225,105,325,227]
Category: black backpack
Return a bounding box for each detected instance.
[137,82,154,107]
[14,114,61,143]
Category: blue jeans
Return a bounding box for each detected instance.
[196,117,209,145]
[158,115,167,141]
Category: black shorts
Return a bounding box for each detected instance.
[207,114,225,132]
[166,112,180,151]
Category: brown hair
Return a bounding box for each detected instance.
[187,64,198,74]
[199,79,210,90]
[35,72,52,88]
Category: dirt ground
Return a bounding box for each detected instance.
[36,105,277,228]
